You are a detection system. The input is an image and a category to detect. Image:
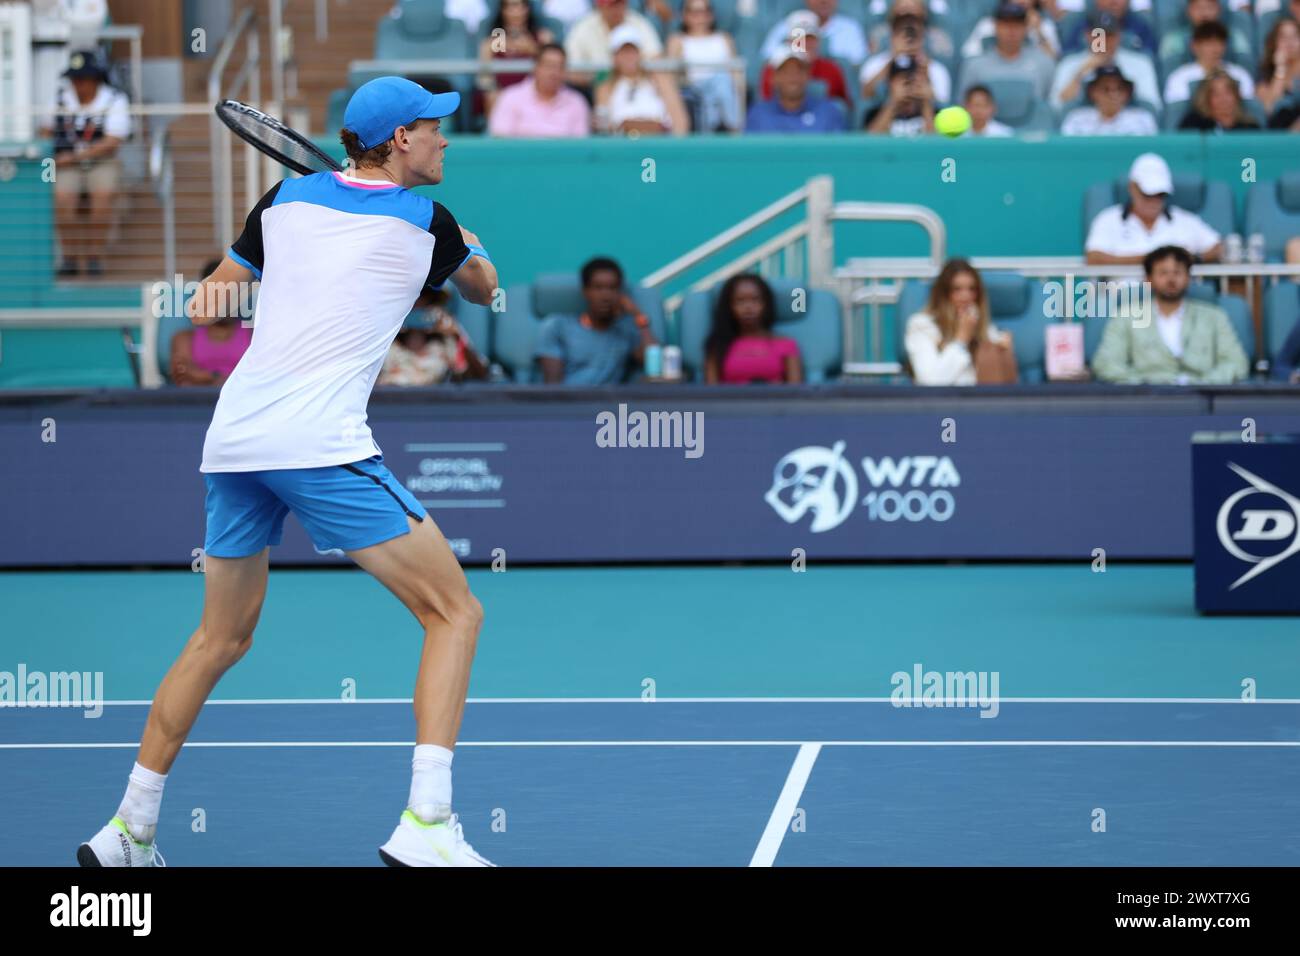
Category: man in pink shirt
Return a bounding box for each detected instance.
[488,43,591,138]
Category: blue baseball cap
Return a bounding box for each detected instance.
[343,76,460,151]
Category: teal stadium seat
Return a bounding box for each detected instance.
[1244,172,1300,263]
[677,276,841,382]
[1264,281,1300,374]
[490,274,666,383]
[895,272,1049,382]
[374,0,476,128]
[1082,172,1237,242]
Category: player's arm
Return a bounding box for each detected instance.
[427,204,496,306]
[450,225,498,306]
[186,255,255,326]
[189,181,280,324]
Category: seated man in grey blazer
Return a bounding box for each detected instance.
[1092,245,1249,385]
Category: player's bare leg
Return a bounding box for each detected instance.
[138,549,272,771]
[349,515,492,866]
[78,549,271,866]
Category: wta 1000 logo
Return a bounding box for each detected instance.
[764,441,958,533]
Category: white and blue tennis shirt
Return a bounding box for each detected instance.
[201,170,472,473]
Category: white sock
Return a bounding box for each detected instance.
[408,744,453,823]
[116,762,166,844]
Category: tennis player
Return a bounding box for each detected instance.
[78,77,498,867]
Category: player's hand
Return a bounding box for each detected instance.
[459,225,481,247]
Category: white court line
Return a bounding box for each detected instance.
[5,697,1298,707]
[4,740,1300,750]
[750,743,821,867]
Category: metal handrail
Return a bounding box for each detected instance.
[149,124,176,282]
[208,6,261,250]
[642,180,819,290]
[348,56,749,77]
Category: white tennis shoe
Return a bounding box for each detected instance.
[77,817,166,867]
[379,810,494,867]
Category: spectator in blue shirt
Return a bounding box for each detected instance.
[745,46,847,133]
[535,257,658,384]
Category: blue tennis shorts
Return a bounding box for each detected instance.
[203,455,427,558]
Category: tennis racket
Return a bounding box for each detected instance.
[214,99,342,175]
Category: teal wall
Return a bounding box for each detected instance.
[372,133,1300,296]
[1,133,1298,385]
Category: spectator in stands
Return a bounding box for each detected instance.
[764,0,869,66]
[1163,20,1255,104]
[39,49,130,278]
[757,10,850,106]
[1177,68,1261,130]
[1159,0,1254,71]
[535,257,658,384]
[477,0,556,114]
[746,47,847,133]
[1060,65,1158,134]
[962,0,1061,59]
[963,85,1014,136]
[861,13,952,104]
[866,0,954,65]
[171,258,252,387]
[543,0,591,32]
[378,290,489,386]
[1257,16,1300,116]
[957,2,1058,103]
[594,27,690,135]
[1085,153,1222,264]
[904,259,1018,385]
[703,275,804,384]
[488,43,591,137]
[1062,0,1156,56]
[668,0,745,131]
[864,54,936,135]
[1092,245,1248,384]
[1270,291,1300,382]
[1050,11,1161,110]
[565,0,662,81]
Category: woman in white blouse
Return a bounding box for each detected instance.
[595,26,690,135]
[904,259,1017,385]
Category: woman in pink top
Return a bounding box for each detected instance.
[703,273,803,384]
[171,261,253,385]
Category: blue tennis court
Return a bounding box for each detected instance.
[3,564,1298,867]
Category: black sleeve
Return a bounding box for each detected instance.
[426,202,473,289]
[229,181,283,277]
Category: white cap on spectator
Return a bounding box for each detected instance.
[608,24,643,53]
[1129,153,1173,196]
[787,10,820,36]
[769,44,812,69]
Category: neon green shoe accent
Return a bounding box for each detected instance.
[109,815,153,849]
[401,809,447,830]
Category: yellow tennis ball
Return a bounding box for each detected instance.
[934,106,971,137]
